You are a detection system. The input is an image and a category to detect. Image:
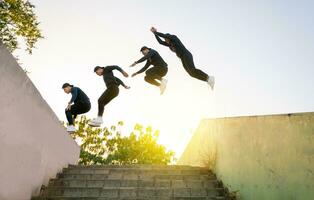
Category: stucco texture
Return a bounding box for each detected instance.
[179,113,314,200]
[0,42,80,200]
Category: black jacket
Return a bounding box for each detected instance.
[135,49,168,74]
[154,31,189,58]
[70,87,90,104]
[102,65,126,87]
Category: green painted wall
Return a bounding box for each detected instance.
[178,112,314,200]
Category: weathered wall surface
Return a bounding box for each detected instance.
[0,42,80,200]
[179,112,314,200]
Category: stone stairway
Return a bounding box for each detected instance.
[32,165,232,200]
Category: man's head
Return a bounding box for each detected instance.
[94,66,104,76]
[62,83,73,94]
[140,46,150,56]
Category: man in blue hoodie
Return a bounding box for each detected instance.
[62,83,91,132]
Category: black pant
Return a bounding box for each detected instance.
[144,66,168,87]
[65,102,91,125]
[181,51,209,82]
[98,85,119,117]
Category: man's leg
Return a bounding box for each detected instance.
[145,67,161,87]
[65,103,89,132]
[72,103,91,120]
[145,66,168,94]
[144,66,168,87]
[97,86,119,117]
[65,109,74,125]
[65,109,76,132]
[155,65,168,79]
[181,52,209,82]
[65,103,88,125]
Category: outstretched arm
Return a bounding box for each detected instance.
[136,61,150,74]
[154,33,170,47]
[154,31,172,39]
[115,77,130,89]
[106,65,129,77]
[132,61,150,77]
[106,65,123,73]
[136,50,155,64]
[151,27,171,46]
[130,50,155,67]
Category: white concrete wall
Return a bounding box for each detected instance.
[0,42,80,200]
[179,113,314,200]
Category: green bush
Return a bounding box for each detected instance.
[69,116,176,165]
[0,0,42,53]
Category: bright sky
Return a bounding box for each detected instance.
[15,0,314,158]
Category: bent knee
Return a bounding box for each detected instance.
[144,76,153,83]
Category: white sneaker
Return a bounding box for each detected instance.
[66,125,76,133]
[88,116,103,127]
[159,78,168,95]
[207,76,215,90]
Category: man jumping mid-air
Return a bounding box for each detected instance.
[62,83,91,132]
[151,27,215,90]
[89,65,130,127]
[130,46,168,95]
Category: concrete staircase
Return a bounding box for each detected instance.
[32,165,232,200]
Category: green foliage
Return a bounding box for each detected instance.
[0,0,42,53]
[70,116,175,165]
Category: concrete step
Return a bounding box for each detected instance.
[32,165,231,200]
[49,179,219,189]
[62,168,210,176]
[40,186,224,198]
[68,164,207,170]
[33,196,227,200]
[57,173,216,181]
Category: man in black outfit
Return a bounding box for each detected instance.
[89,65,130,127]
[151,27,215,90]
[62,83,91,132]
[130,46,168,95]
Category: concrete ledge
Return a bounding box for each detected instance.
[0,43,80,200]
[179,112,314,200]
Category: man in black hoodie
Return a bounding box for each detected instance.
[130,46,168,95]
[151,27,215,90]
[89,65,130,127]
[62,83,91,132]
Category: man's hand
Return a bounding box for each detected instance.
[150,27,157,33]
[130,62,137,67]
[131,72,138,77]
[124,85,131,89]
[122,71,129,77]
[66,103,72,111]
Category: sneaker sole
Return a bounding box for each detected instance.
[88,123,101,127]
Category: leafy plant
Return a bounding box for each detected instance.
[0,0,43,53]
[69,116,175,165]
